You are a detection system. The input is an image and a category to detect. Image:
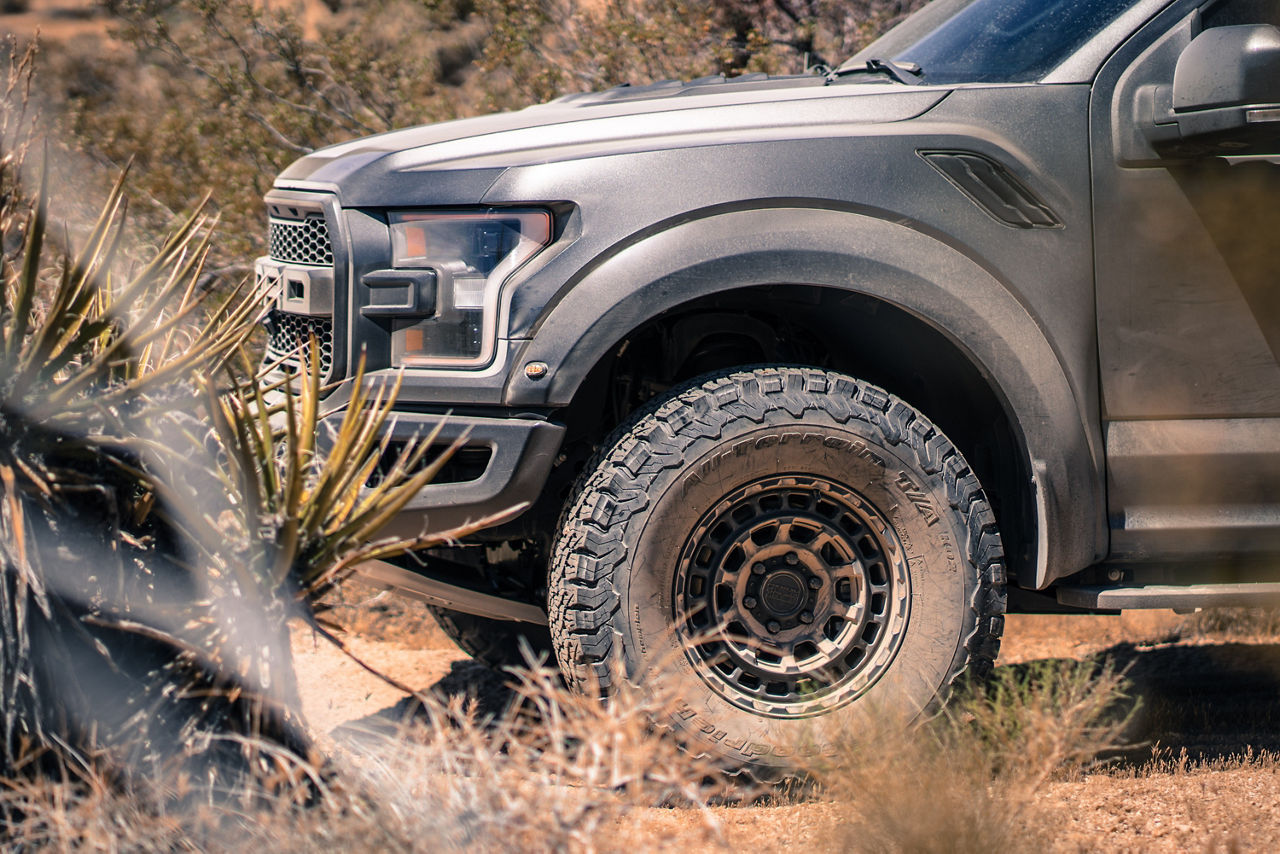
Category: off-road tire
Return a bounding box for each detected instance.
[427,606,556,673]
[547,367,1005,774]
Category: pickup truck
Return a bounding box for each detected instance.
[255,0,1280,774]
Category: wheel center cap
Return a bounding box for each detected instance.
[759,570,807,618]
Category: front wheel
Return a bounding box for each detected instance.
[548,367,1005,774]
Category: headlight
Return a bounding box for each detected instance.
[386,209,552,367]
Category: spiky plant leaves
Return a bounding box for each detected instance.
[1,137,513,823]
[0,145,308,798]
[0,42,524,818]
[0,102,461,810]
[194,340,524,624]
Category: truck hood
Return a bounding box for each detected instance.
[276,75,951,205]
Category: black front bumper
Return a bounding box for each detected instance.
[364,412,565,539]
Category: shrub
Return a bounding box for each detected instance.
[476,0,926,110]
[48,0,477,279]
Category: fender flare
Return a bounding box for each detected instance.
[503,207,1104,587]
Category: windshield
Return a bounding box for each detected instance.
[843,0,1136,84]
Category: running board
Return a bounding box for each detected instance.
[1057,582,1280,610]
[355,559,548,626]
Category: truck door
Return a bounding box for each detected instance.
[1092,0,1280,566]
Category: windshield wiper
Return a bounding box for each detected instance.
[826,58,924,85]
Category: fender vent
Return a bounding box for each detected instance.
[920,151,1062,229]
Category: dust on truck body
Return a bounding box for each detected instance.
[255,0,1280,774]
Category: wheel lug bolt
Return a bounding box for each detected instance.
[767,620,781,633]
[744,596,758,609]
[800,611,814,624]
[752,563,766,575]
[785,552,799,565]
[808,576,822,589]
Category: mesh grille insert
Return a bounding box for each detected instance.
[264,309,334,379]
[268,216,334,266]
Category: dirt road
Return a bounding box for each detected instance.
[295,589,1280,851]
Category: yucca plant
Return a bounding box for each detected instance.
[0,177,293,795]
[167,343,520,704]
[0,44,490,804]
[208,346,513,605]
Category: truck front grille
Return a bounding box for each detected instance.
[264,309,334,379]
[268,216,334,266]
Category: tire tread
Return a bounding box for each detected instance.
[549,367,1006,724]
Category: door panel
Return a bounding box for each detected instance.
[1093,0,1280,563]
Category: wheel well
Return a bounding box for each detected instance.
[540,284,1035,585]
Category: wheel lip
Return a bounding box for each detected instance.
[673,471,913,720]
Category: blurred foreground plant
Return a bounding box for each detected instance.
[0,40,284,791]
[0,43,500,807]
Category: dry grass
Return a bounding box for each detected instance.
[272,610,1280,853]
[802,661,1132,854]
[321,667,732,853]
[1,659,733,852]
[0,652,1139,852]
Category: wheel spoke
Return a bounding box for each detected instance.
[775,519,794,543]
[703,646,732,667]
[810,530,852,564]
[832,563,863,585]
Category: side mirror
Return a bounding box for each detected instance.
[1161,24,1280,155]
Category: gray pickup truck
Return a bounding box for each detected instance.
[256,0,1280,773]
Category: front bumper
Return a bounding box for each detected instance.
[361,411,565,539]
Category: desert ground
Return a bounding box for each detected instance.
[300,585,1280,852]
